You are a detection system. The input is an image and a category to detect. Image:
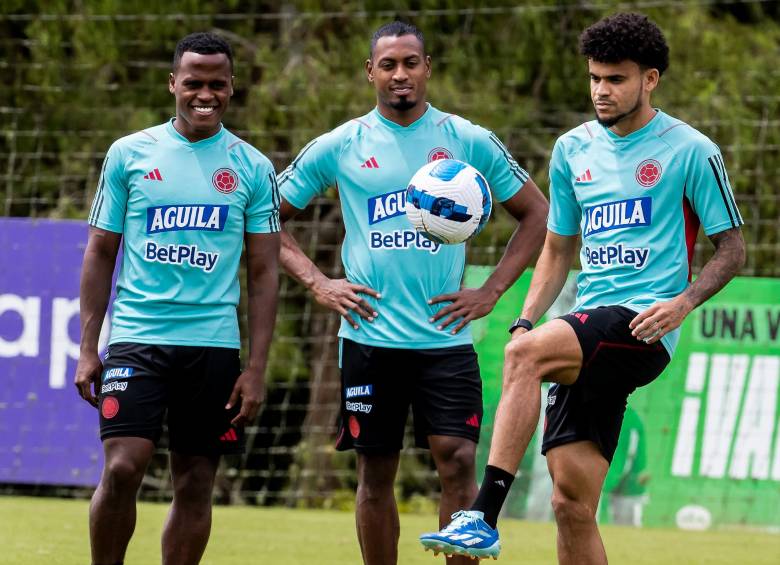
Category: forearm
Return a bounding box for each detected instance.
[681,228,745,309]
[481,216,547,300]
[520,236,575,324]
[280,228,328,290]
[79,249,116,353]
[245,233,281,374]
[245,271,278,374]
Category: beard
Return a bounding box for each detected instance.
[595,91,642,128]
[388,95,417,111]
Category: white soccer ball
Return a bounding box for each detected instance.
[405,159,492,244]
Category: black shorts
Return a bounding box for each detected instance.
[541,306,670,463]
[335,339,482,454]
[98,342,244,455]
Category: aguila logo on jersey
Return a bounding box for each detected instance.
[583,197,652,237]
[428,147,453,162]
[146,205,228,234]
[212,168,239,194]
[368,189,407,224]
[635,159,662,187]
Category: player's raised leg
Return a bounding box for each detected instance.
[419,320,582,559]
[488,320,582,476]
[355,452,401,565]
[161,453,220,565]
[546,441,609,565]
[90,437,155,565]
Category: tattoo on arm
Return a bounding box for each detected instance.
[683,227,746,308]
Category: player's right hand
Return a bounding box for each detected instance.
[74,351,103,407]
[312,277,380,330]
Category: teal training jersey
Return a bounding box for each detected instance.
[88,119,280,348]
[279,104,529,349]
[548,110,743,354]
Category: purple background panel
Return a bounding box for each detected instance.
[0,218,104,486]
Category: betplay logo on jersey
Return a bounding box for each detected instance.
[369,230,442,254]
[584,197,652,237]
[144,242,220,272]
[146,205,228,234]
[583,244,650,269]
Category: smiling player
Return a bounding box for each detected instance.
[75,33,280,565]
[421,13,746,562]
[278,21,548,565]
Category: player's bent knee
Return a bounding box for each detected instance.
[503,339,540,384]
[551,489,596,528]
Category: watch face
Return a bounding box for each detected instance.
[509,318,532,333]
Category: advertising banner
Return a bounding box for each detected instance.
[0,218,106,486]
[465,266,780,530]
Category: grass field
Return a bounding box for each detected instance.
[1,496,778,564]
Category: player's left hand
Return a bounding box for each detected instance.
[429,287,499,335]
[629,295,694,344]
[226,367,265,426]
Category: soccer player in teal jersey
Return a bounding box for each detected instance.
[74,33,280,565]
[422,13,746,562]
[279,22,548,565]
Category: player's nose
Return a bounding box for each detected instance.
[594,82,610,97]
[392,67,409,81]
[196,86,216,100]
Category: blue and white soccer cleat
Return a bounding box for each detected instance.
[419,510,500,560]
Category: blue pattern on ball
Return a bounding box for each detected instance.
[428,159,468,182]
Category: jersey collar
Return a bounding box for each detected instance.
[372,103,432,132]
[602,109,664,144]
[165,118,225,148]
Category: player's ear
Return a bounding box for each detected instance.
[365,58,374,83]
[230,75,235,96]
[644,68,660,93]
[168,72,176,94]
[425,55,432,78]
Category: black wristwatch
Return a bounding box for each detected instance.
[508,317,534,334]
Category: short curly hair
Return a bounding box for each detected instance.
[579,13,669,75]
[173,32,233,72]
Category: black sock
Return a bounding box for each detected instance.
[470,465,515,529]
